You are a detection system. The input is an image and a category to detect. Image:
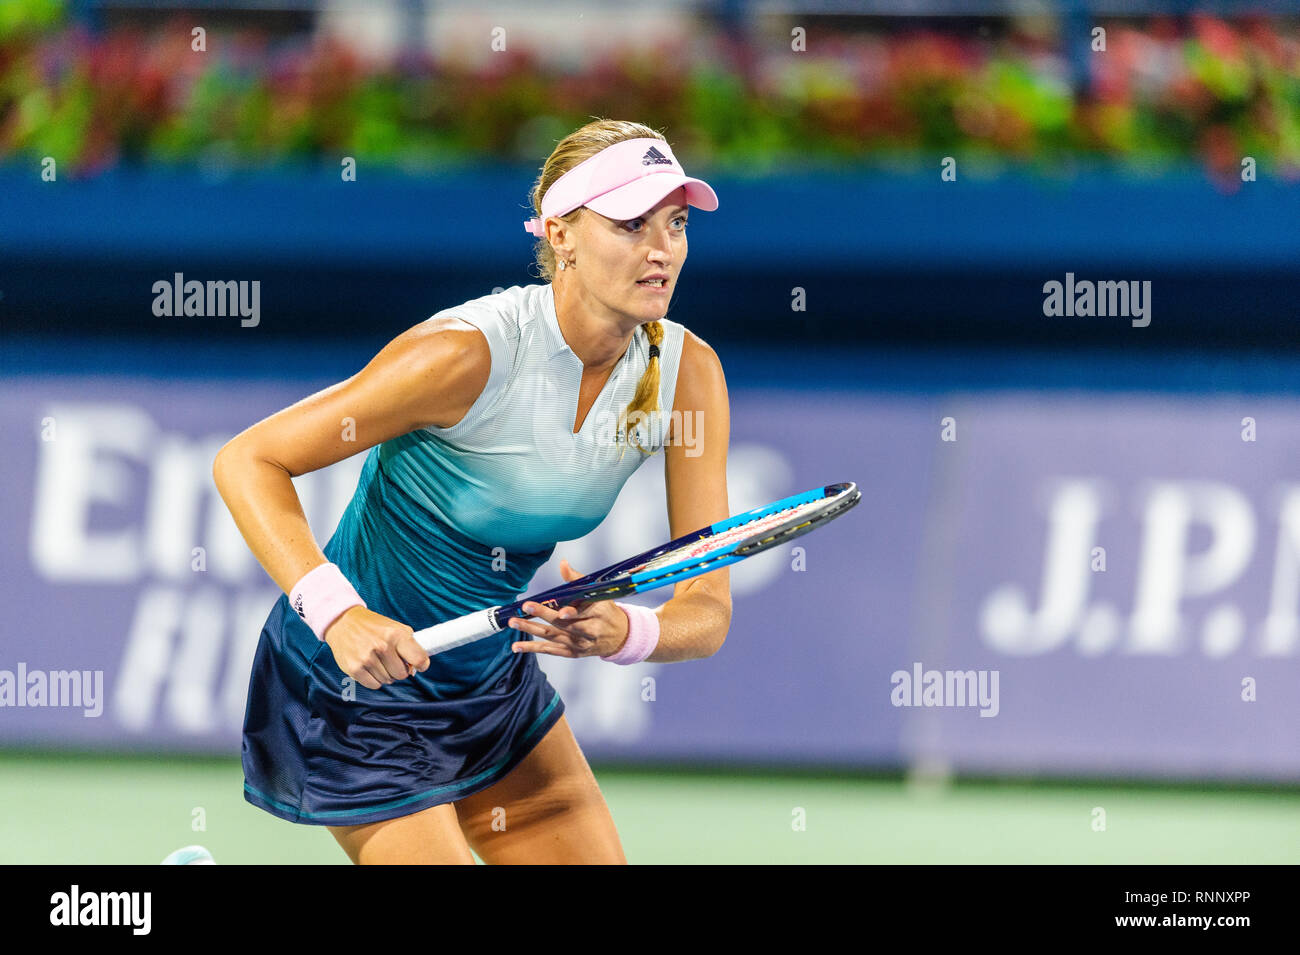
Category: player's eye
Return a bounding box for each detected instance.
[623,216,688,232]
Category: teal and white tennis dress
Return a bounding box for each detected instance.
[242,283,686,825]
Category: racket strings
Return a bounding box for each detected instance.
[635,498,829,572]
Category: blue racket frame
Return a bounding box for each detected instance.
[498,481,860,625]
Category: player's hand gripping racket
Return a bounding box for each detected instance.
[412,481,860,655]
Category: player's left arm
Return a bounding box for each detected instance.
[647,328,732,661]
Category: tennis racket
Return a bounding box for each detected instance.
[412,481,860,655]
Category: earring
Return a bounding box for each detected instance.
[558,260,566,270]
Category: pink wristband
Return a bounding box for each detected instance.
[601,602,660,665]
[289,562,366,641]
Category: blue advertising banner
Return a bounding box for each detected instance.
[905,395,1300,780]
[2,372,1297,780]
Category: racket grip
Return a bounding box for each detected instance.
[413,606,504,656]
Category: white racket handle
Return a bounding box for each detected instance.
[413,606,505,655]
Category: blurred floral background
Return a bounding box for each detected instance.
[2,0,1298,180]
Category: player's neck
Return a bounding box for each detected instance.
[551,278,641,371]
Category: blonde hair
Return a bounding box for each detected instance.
[529,118,669,458]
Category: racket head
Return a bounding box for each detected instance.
[627,481,860,587]
[520,482,860,611]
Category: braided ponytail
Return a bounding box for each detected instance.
[619,320,664,459]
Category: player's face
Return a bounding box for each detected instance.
[571,187,689,324]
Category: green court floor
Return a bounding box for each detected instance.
[3,751,1297,864]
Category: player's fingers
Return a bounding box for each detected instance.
[506,615,543,637]
[348,666,382,691]
[397,634,431,673]
[519,601,555,624]
[509,613,569,637]
[358,663,387,689]
[509,614,589,644]
[511,638,577,658]
[511,619,566,644]
[537,626,598,655]
[377,645,413,682]
[559,560,589,584]
[521,601,579,625]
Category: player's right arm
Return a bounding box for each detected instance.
[212,317,491,689]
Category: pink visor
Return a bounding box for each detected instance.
[524,137,718,237]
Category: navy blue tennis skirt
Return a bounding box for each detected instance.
[242,594,565,827]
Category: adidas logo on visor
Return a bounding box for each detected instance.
[641,146,673,166]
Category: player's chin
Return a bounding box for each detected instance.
[629,291,673,320]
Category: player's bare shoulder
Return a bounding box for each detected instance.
[400,314,490,358]
[675,328,729,410]
[668,327,729,462]
[374,314,493,430]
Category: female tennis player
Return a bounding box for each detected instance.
[212,119,731,864]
